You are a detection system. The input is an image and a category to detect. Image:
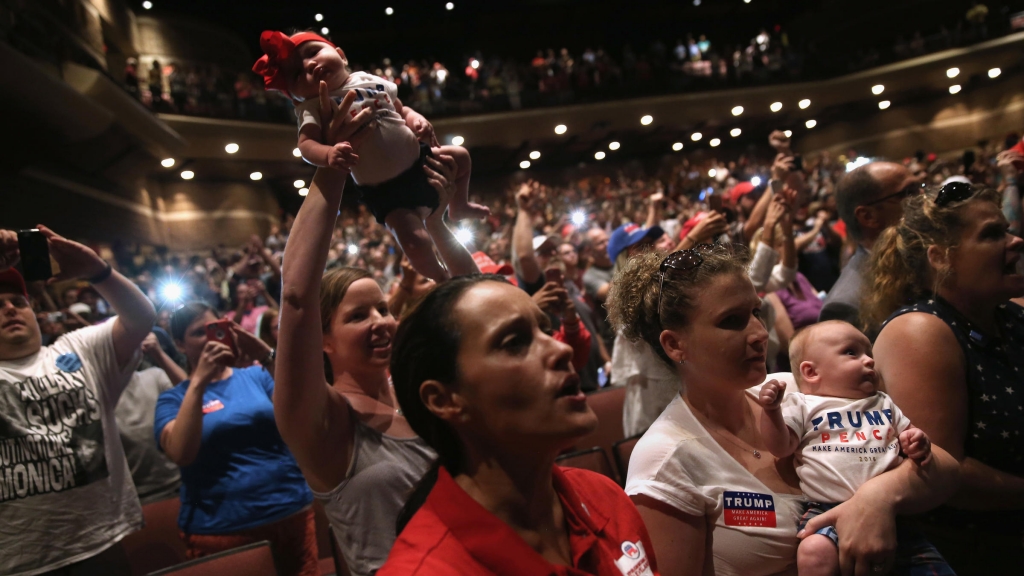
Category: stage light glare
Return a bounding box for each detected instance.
[640,115,653,125]
[181,170,194,180]
[798,98,811,109]
[249,172,262,181]
[805,119,817,128]
[225,143,239,154]
[520,160,531,169]
[672,142,684,151]
[989,67,1001,78]
[451,135,465,146]
[385,7,394,15]
[161,158,175,168]
[529,151,541,160]
[691,132,702,141]
[946,67,959,78]
[555,124,567,134]
[783,130,792,137]
[709,138,721,147]
[293,180,305,188]
[770,101,783,112]
[949,84,961,94]
[872,84,884,95]
[878,100,891,109]
[730,128,742,137]
[608,141,620,150]
[594,151,606,160]
[292,147,301,157]
[731,106,744,116]
[298,188,309,196]
[315,13,323,21]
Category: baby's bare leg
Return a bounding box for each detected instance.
[436,145,490,221]
[797,533,840,576]
[385,208,448,282]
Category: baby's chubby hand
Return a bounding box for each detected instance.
[327,142,359,170]
[757,379,787,411]
[899,427,932,466]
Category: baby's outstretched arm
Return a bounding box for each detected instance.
[756,379,801,458]
[899,426,932,466]
[298,125,359,170]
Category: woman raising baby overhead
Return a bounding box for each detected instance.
[253,30,489,281]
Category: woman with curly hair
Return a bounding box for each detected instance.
[864,182,1024,574]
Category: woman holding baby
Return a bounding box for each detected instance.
[606,244,959,576]
[864,181,1024,574]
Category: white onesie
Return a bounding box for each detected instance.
[781,391,911,503]
[294,72,420,186]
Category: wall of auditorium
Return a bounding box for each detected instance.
[135,15,253,72]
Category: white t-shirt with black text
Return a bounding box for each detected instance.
[626,386,804,576]
[782,391,910,503]
[0,322,142,575]
[294,71,421,186]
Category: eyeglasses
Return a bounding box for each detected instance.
[860,182,927,207]
[657,244,717,322]
[934,181,974,207]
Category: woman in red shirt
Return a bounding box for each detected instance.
[379,276,659,576]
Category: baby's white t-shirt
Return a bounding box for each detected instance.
[782,391,910,503]
[294,71,420,186]
[626,388,803,576]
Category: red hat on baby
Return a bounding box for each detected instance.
[252,31,335,98]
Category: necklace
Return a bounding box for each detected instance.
[690,400,763,459]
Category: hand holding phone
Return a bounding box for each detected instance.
[17,230,53,282]
[205,319,238,357]
[708,194,723,213]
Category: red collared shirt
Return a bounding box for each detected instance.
[378,466,659,576]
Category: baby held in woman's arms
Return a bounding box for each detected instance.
[757,320,952,576]
[253,31,489,281]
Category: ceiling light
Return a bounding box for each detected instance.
[555,124,567,135]
[225,143,239,154]
[446,2,455,9]
[292,147,301,157]
[731,106,744,116]
[293,180,305,188]
[871,84,884,95]
[798,99,811,109]
[730,128,742,137]
[744,0,751,3]
[529,151,541,160]
[709,138,721,147]
[805,119,817,128]
[594,151,606,160]
[708,168,717,177]
[989,67,1001,78]
[520,160,531,169]
[672,142,684,151]
[608,141,620,150]
[693,0,700,5]
[321,27,329,35]
[315,13,323,21]
[691,132,702,141]
[385,7,394,15]
[783,130,792,137]
[451,135,465,146]
[770,102,782,112]
[946,67,959,78]
[142,1,152,9]
[180,170,194,180]
[299,188,309,196]
[949,85,961,94]
[249,172,262,181]
[878,100,891,109]
[640,115,653,126]
[160,158,175,168]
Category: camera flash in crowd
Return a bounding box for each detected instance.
[455,228,473,246]
[571,210,587,227]
[347,244,359,255]
[159,281,184,304]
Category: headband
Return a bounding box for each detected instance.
[252,30,336,97]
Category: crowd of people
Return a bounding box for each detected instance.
[129,2,1010,123]
[3,112,1023,575]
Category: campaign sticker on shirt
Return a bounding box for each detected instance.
[202,399,225,414]
[614,540,654,576]
[55,352,83,373]
[723,491,777,528]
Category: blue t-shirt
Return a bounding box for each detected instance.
[154,366,312,534]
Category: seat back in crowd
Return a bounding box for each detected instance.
[556,446,617,481]
[571,386,626,474]
[328,525,351,576]
[146,540,277,576]
[121,497,188,576]
[612,433,645,483]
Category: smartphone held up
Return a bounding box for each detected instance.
[17,229,54,282]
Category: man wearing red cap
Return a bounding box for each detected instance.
[0,227,156,575]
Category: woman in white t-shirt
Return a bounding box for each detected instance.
[605,246,959,576]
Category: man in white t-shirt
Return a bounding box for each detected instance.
[756,321,940,576]
[0,226,157,575]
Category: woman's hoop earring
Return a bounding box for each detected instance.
[678,358,685,364]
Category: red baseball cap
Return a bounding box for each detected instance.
[729,182,756,205]
[471,252,514,276]
[0,269,28,298]
[680,212,708,241]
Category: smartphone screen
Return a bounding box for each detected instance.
[708,194,723,212]
[17,230,52,282]
[205,319,238,356]
[544,268,564,286]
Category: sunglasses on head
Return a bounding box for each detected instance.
[657,243,718,321]
[861,182,927,207]
[934,181,974,207]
